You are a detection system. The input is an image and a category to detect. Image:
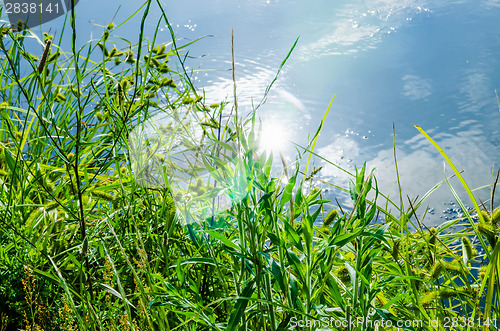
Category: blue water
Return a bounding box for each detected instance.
[2,0,500,224]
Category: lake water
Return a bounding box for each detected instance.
[3,0,500,224]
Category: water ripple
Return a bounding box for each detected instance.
[297,0,431,60]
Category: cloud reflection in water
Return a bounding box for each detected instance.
[402,74,432,100]
[318,121,499,225]
[297,0,431,60]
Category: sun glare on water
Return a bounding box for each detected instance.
[259,121,290,154]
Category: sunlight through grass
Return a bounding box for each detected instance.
[259,120,289,154]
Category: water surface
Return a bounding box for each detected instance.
[3,0,500,224]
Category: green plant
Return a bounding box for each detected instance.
[1,1,500,330]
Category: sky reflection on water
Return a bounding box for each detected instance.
[2,0,499,224]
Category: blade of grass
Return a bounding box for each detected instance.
[303,94,335,176]
[413,125,486,225]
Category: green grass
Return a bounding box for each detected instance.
[1,1,500,330]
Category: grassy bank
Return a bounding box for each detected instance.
[1,2,500,330]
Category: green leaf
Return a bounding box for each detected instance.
[330,230,363,248]
[171,258,219,267]
[227,280,256,331]
[360,231,386,243]
[345,261,370,286]
[294,181,304,208]
[302,215,313,254]
[289,273,300,310]
[286,250,304,284]
[303,93,335,175]
[306,187,323,203]
[356,162,366,193]
[413,125,485,224]
[311,205,322,223]
[176,257,185,284]
[206,230,240,251]
[267,232,281,247]
[98,283,137,309]
[280,175,296,208]
[284,222,302,251]
[268,256,286,294]
[264,153,273,178]
[349,179,358,203]
[330,215,344,236]
[4,150,16,173]
[326,275,345,308]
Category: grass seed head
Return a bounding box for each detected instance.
[157,64,169,73]
[320,226,331,237]
[478,222,497,247]
[461,236,477,261]
[125,50,135,62]
[153,52,169,60]
[159,77,173,87]
[430,261,444,279]
[97,43,109,57]
[442,260,463,275]
[37,40,51,73]
[310,166,323,177]
[91,190,115,202]
[0,26,10,37]
[109,47,117,58]
[492,206,500,224]
[158,44,166,55]
[392,240,400,261]
[55,93,67,102]
[479,265,488,279]
[335,265,350,283]
[47,50,61,62]
[421,291,438,307]
[428,227,437,245]
[26,208,42,226]
[151,58,161,67]
[438,288,458,300]
[481,210,492,223]
[43,176,55,193]
[44,201,59,212]
[323,208,338,227]
[43,33,53,43]
[95,111,104,122]
[17,19,24,32]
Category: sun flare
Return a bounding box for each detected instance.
[259,121,289,154]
